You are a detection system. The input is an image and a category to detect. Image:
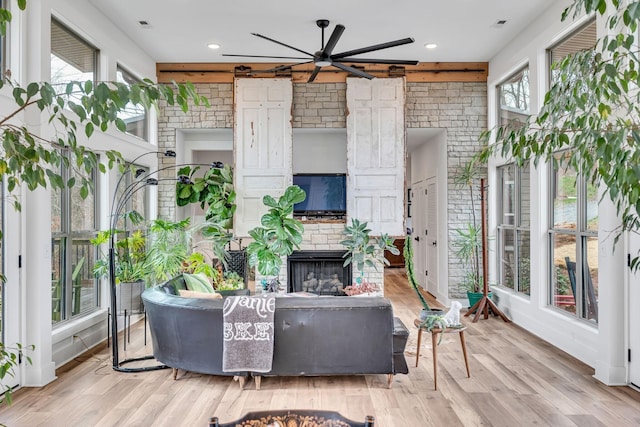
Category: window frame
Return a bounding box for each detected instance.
[116,65,149,141]
[547,152,598,323]
[51,154,100,325]
[50,17,99,90]
[496,163,531,295]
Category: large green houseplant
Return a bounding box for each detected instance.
[340,218,398,295]
[246,185,306,292]
[479,1,640,268]
[0,0,209,403]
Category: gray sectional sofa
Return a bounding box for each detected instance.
[142,275,409,389]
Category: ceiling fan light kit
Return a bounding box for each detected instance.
[223,19,418,83]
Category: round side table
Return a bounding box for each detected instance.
[414,318,471,390]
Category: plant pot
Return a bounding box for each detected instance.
[467,291,493,313]
[419,308,443,321]
[116,281,145,314]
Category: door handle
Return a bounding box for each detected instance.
[414,236,420,242]
[432,240,437,246]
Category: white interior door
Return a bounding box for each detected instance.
[412,181,428,291]
[629,233,640,387]
[234,78,293,237]
[425,178,438,295]
[346,77,405,236]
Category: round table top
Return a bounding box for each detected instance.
[414,318,467,333]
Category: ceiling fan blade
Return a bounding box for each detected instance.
[331,62,375,79]
[322,24,345,56]
[222,54,311,60]
[251,32,315,57]
[307,66,321,83]
[331,37,415,60]
[337,58,419,65]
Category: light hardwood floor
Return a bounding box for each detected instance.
[2,268,640,426]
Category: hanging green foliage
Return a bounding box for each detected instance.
[479,0,640,269]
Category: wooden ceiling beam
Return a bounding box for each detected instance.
[156,62,488,83]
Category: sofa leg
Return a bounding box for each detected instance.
[233,375,246,390]
[387,374,394,389]
[254,375,261,391]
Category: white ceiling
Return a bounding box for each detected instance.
[88,0,558,63]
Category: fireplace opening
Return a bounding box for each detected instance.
[287,250,352,295]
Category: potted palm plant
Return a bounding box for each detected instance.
[246,185,306,292]
[453,158,491,308]
[340,218,398,296]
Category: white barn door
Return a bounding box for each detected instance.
[234,78,293,237]
[346,77,406,236]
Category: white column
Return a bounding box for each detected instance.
[593,191,626,385]
[20,0,56,386]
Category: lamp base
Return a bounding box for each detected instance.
[114,355,170,373]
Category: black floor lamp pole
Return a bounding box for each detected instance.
[108,151,224,372]
[109,150,176,372]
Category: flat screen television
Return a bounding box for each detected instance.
[293,173,347,216]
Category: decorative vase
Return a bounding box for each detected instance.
[116,281,145,314]
[419,308,443,321]
[467,291,493,313]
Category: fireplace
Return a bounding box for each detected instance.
[287,250,352,295]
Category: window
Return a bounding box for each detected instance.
[498,66,529,128]
[497,164,531,295]
[549,153,598,322]
[116,66,149,141]
[50,18,98,97]
[546,22,598,323]
[548,19,597,85]
[495,66,531,295]
[0,182,4,338]
[51,156,99,324]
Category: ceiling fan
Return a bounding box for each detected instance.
[223,19,419,83]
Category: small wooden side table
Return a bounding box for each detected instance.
[414,318,471,390]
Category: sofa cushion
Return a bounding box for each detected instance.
[178,289,223,299]
[183,272,215,293]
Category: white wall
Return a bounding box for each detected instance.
[486,2,627,384]
[293,129,347,174]
[409,129,449,303]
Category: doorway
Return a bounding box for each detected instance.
[412,182,428,291]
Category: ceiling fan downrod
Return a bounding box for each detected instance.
[317,19,330,49]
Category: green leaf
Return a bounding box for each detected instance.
[115,118,126,132]
[26,82,39,97]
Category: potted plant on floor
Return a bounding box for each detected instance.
[146,217,217,283]
[402,233,436,319]
[340,218,398,296]
[453,158,491,308]
[246,185,306,292]
[92,226,150,314]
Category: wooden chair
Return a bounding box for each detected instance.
[209,410,374,427]
[564,257,598,321]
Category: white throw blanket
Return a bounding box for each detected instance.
[222,294,276,373]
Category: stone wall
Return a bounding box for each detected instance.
[406,82,488,297]
[157,80,487,299]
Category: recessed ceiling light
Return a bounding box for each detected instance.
[208,43,221,50]
[424,43,438,49]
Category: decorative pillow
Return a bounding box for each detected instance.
[183,272,215,293]
[178,289,222,299]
